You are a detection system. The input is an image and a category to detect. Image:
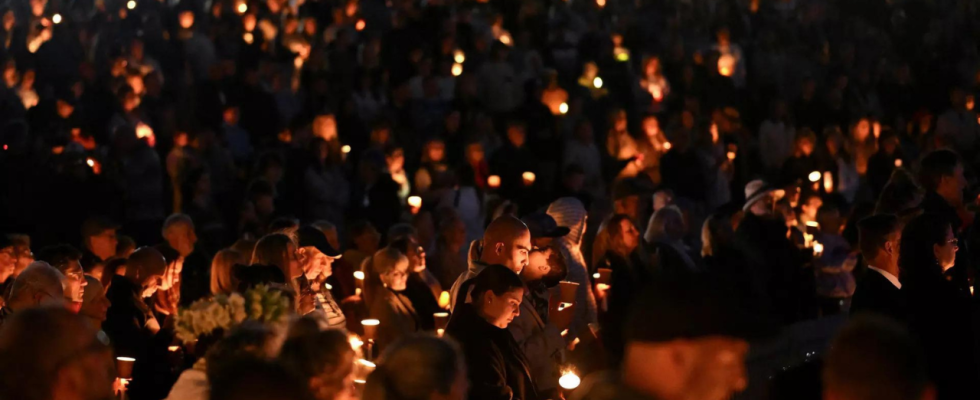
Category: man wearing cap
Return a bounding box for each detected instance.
[578,276,768,400]
[511,213,574,399]
[296,226,347,330]
[734,179,812,324]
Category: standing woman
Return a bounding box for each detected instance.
[446,264,537,400]
[369,247,421,354]
[900,213,978,399]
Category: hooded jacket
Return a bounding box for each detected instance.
[449,240,488,311]
[546,197,598,341]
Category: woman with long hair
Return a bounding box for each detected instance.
[252,233,313,314]
[363,335,467,400]
[445,264,537,400]
[211,248,245,296]
[899,213,978,398]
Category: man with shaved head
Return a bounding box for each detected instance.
[449,215,532,310]
[0,262,67,329]
[103,247,169,400]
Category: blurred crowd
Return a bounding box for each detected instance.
[3,0,980,399]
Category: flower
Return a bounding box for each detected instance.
[174,285,292,343]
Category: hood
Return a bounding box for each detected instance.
[547,197,587,247]
[467,240,487,274]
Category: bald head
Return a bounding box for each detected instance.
[0,307,113,400]
[481,216,532,274]
[126,247,167,298]
[7,262,66,311]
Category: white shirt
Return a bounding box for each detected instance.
[868,266,901,289]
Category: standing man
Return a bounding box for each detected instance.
[851,214,906,322]
[161,214,209,306]
[450,215,532,310]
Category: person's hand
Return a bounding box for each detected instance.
[113,378,130,395]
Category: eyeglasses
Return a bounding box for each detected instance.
[946,238,959,246]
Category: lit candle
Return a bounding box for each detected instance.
[894,159,903,167]
[488,175,501,188]
[438,291,451,309]
[718,54,735,77]
[342,145,352,154]
[662,142,672,151]
[127,0,136,10]
[353,271,365,281]
[823,171,834,192]
[593,77,603,89]
[349,335,364,350]
[116,357,136,380]
[559,371,581,390]
[452,63,463,77]
[808,171,821,183]
[408,196,422,208]
[805,221,820,229]
[437,328,445,337]
[727,151,736,161]
[87,158,95,167]
[453,50,465,64]
[356,19,366,31]
[237,2,248,13]
[357,359,376,368]
[522,172,536,186]
[52,14,62,24]
[243,32,254,44]
[559,102,569,115]
[499,33,512,45]
[813,241,824,257]
[361,319,380,341]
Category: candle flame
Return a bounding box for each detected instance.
[361,319,380,326]
[52,14,62,24]
[438,291,451,309]
[487,175,501,188]
[356,19,365,31]
[127,0,136,9]
[237,2,247,13]
[727,151,736,161]
[342,145,351,154]
[808,171,821,183]
[593,77,603,89]
[452,63,463,77]
[349,335,364,349]
[168,346,179,352]
[87,158,95,167]
[662,142,672,151]
[408,196,422,208]
[559,371,581,389]
[453,50,465,64]
[894,159,903,167]
[522,172,536,185]
[559,102,569,115]
[353,271,365,280]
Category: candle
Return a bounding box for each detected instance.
[559,281,579,304]
[408,196,422,208]
[342,145,351,154]
[894,159,903,167]
[559,102,569,115]
[453,50,465,64]
[127,0,136,10]
[237,2,247,13]
[805,221,820,229]
[662,142,672,151]
[559,371,581,390]
[499,33,512,45]
[52,14,62,24]
[361,319,380,340]
[592,77,603,89]
[522,172,536,186]
[434,312,449,330]
[452,63,463,77]
[438,291,450,309]
[356,19,366,31]
[167,346,179,352]
[349,335,364,350]
[717,54,735,77]
[87,158,95,167]
[487,175,501,188]
[353,271,365,281]
[823,172,834,192]
[813,241,824,256]
[243,32,254,44]
[358,359,376,368]
[116,357,136,379]
[727,151,736,161]
[437,328,445,337]
[597,268,612,285]
[808,171,821,183]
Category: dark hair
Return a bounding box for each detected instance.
[153,243,181,266]
[919,149,959,192]
[875,169,924,216]
[363,335,464,400]
[857,214,901,260]
[205,321,278,381]
[824,315,928,400]
[279,329,353,399]
[233,264,287,292]
[898,213,951,282]
[35,244,82,272]
[467,264,524,308]
[251,233,295,277]
[209,358,315,400]
[387,224,417,244]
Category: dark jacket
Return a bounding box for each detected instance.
[577,372,661,400]
[850,268,906,322]
[735,212,814,324]
[904,272,979,399]
[446,303,539,400]
[103,275,173,400]
[508,282,563,397]
[597,251,643,367]
[403,273,439,331]
[368,288,420,354]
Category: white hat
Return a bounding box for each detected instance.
[743,179,785,211]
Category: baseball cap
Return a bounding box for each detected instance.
[296,226,342,258]
[521,213,570,239]
[625,275,776,343]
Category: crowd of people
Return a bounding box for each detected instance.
[2,0,980,399]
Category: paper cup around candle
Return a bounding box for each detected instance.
[522,172,536,186]
[433,312,449,330]
[808,171,821,183]
[408,196,422,208]
[559,281,579,304]
[438,291,450,309]
[597,268,612,285]
[361,319,380,340]
[116,357,136,379]
[894,159,903,167]
[342,145,352,154]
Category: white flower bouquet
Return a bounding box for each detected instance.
[175,285,291,343]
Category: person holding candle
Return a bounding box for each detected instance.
[546,197,597,344]
[297,226,347,330]
[898,213,977,398]
[363,335,468,400]
[449,216,532,310]
[390,235,440,331]
[446,264,538,400]
[368,247,420,354]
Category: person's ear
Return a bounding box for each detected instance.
[494,242,505,255]
[884,240,894,256]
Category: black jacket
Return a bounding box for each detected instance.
[446,303,539,400]
[850,268,906,322]
[735,213,814,324]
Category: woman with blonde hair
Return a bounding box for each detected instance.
[211,248,245,296]
[369,247,420,354]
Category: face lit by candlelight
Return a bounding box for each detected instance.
[522,248,552,283]
[642,116,661,138]
[479,287,524,328]
[380,257,410,291]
